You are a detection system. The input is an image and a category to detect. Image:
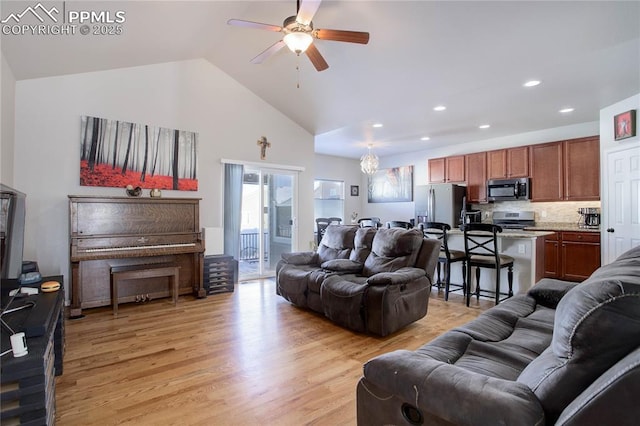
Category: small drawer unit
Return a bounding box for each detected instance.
[203,255,238,294]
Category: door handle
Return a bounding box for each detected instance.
[606,228,615,233]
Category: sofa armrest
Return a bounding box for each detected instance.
[528,278,578,308]
[366,267,425,286]
[280,251,318,265]
[556,347,640,426]
[321,259,363,273]
[363,350,546,426]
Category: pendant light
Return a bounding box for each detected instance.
[360,144,379,175]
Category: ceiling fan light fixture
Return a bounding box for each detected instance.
[283,31,313,54]
[360,145,379,175]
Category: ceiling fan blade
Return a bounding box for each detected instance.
[314,29,370,44]
[250,40,286,64]
[305,43,329,72]
[227,19,282,32]
[296,0,322,26]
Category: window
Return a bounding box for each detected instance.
[314,180,344,227]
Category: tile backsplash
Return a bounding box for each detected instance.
[472,200,601,224]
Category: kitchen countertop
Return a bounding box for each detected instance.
[523,222,601,233]
[448,221,601,238]
[449,228,554,238]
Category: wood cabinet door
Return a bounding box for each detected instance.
[543,233,560,278]
[564,136,600,201]
[487,149,507,179]
[428,158,446,183]
[446,155,465,182]
[465,152,487,202]
[530,142,564,201]
[561,241,601,281]
[507,146,529,178]
[560,232,601,281]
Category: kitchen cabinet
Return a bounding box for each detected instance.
[428,156,465,183]
[544,231,601,281]
[544,232,560,278]
[487,146,529,179]
[530,137,600,202]
[465,152,487,203]
[564,136,600,201]
[428,158,446,183]
[530,142,564,201]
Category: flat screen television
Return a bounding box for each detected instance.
[1,184,26,281]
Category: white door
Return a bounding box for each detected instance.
[604,146,640,263]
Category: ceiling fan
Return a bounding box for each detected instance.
[227,0,370,72]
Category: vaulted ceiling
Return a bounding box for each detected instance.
[2,1,639,159]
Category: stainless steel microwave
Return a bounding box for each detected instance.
[487,178,530,202]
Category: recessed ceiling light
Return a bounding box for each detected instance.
[559,108,574,113]
[433,105,447,112]
[420,136,430,141]
[479,124,491,129]
[523,80,541,87]
[372,123,383,128]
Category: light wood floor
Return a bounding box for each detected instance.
[56,280,491,425]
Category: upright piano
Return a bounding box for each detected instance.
[68,196,205,318]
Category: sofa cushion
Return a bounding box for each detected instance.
[321,276,369,332]
[317,225,358,264]
[363,228,423,276]
[307,268,334,295]
[518,246,640,421]
[350,227,377,264]
[413,295,555,381]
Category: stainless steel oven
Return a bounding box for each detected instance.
[487,178,530,202]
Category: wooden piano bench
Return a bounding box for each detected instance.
[110,264,180,317]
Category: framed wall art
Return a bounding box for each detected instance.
[367,166,413,203]
[614,110,636,141]
[350,185,359,196]
[80,116,198,191]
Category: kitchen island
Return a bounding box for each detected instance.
[444,229,554,298]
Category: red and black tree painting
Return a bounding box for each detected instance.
[80,116,198,191]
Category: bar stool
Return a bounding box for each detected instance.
[315,217,342,245]
[462,223,514,306]
[386,221,413,229]
[358,217,382,228]
[422,222,467,301]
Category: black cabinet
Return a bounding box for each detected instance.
[1,276,64,425]
[203,256,237,294]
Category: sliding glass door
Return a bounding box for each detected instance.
[239,168,296,280]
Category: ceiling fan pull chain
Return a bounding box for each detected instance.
[296,57,301,89]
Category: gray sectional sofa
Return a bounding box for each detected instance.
[357,245,640,425]
[276,225,440,336]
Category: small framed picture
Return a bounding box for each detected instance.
[614,110,636,141]
[350,185,359,196]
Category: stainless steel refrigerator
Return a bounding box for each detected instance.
[415,184,467,228]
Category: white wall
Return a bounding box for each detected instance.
[599,94,639,152]
[12,59,315,297]
[314,154,362,225]
[599,93,640,263]
[1,53,16,185]
[360,121,600,223]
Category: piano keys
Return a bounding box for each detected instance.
[68,196,205,318]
